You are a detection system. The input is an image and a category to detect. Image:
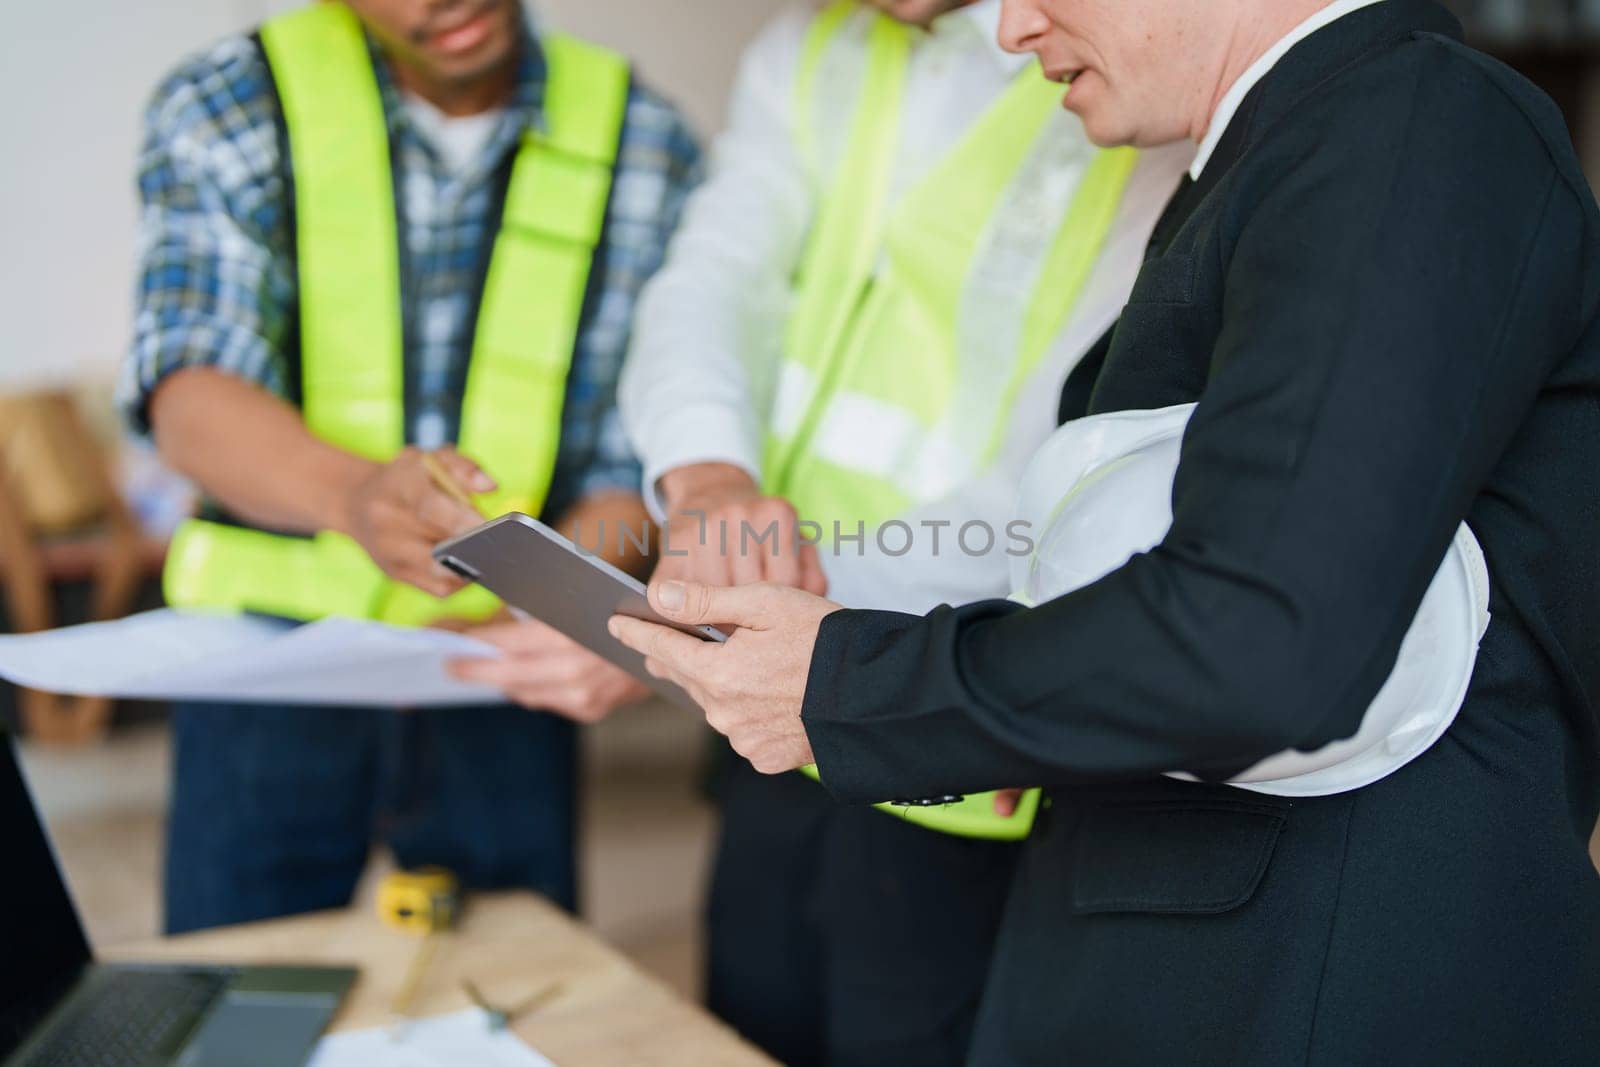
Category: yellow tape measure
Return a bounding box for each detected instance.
[380,868,462,1027]
[378,866,461,935]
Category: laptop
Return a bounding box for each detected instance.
[0,733,356,1067]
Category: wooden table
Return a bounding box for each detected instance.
[106,891,773,1066]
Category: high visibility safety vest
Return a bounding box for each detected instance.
[162,3,628,627]
[775,3,1138,840]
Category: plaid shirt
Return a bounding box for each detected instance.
[121,19,701,520]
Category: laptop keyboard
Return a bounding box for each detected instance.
[14,968,231,1067]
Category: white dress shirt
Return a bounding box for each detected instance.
[1191,0,1387,179]
[621,0,1192,613]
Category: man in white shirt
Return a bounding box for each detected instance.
[620,1,1187,1062]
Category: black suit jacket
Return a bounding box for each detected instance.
[800,3,1600,1062]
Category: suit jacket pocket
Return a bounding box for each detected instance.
[1124,251,1197,306]
[1071,798,1286,915]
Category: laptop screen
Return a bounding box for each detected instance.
[0,733,93,1057]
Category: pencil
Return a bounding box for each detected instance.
[388,931,441,1031]
[421,451,481,513]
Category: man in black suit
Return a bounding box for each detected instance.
[613,0,1600,1060]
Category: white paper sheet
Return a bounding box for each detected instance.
[0,609,506,707]
[307,1010,556,1067]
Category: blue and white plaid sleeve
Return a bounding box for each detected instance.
[561,83,704,506]
[119,37,296,436]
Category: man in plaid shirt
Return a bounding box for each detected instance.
[120,0,699,934]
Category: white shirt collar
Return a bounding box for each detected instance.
[1190,0,1385,180]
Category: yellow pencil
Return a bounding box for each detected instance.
[421,451,481,514]
[389,931,442,1033]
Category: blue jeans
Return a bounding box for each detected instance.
[164,701,576,934]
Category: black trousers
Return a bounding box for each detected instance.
[706,755,1019,1067]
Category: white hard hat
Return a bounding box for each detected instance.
[1009,404,1491,797]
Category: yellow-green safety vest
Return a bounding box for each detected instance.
[776,3,1138,840]
[162,3,628,627]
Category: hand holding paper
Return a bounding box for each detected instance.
[448,617,651,722]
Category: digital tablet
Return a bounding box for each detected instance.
[433,514,726,709]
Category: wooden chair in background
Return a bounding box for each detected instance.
[0,392,163,744]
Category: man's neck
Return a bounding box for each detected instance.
[1191,0,1333,142]
[388,54,517,117]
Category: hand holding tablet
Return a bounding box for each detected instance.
[433,515,726,709]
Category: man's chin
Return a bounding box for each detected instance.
[1079,117,1139,150]
[1063,93,1135,150]
[418,38,517,89]
[877,0,969,27]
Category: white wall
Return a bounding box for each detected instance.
[0,0,790,393]
[0,1,265,392]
